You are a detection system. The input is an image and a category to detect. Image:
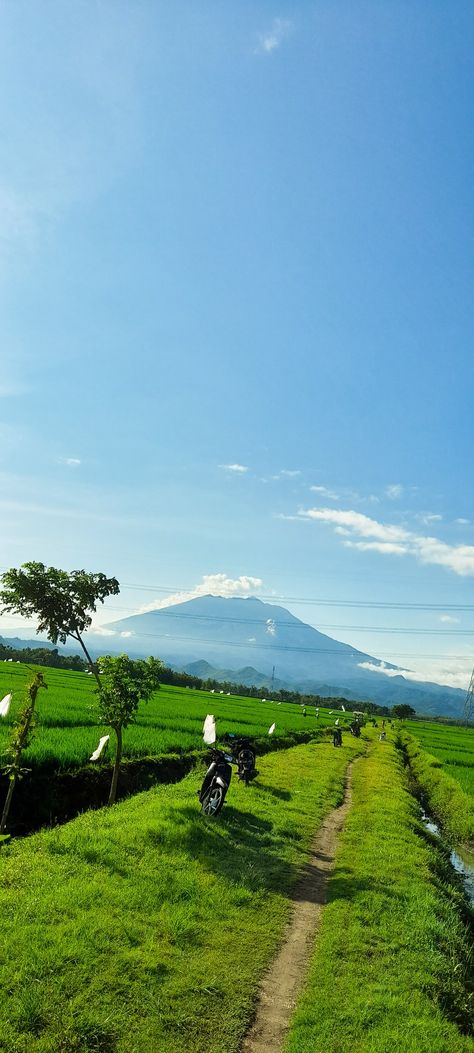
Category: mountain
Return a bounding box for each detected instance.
[99,594,466,717]
[0,635,56,652]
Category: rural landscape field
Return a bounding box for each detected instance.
[1,660,473,1051]
[2,3,473,1051]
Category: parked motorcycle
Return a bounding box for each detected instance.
[225,734,258,786]
[198,746,233,816]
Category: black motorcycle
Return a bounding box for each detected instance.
[198,747,233,816]
[225,734,258,786]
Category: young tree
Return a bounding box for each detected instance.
[0,672,47,834]
[391,704,416,720]
[96,654,162,805]
[0,562,120,687]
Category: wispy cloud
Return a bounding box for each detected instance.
[416,512,442,526]
[219,463,249,473]
[298,506,474,576]
[385,484,404,499]
[58,457,82,467]
[271,469,301,481]
[439,614,461,624]
[255,17,293,54]
[310,485,340,500]
[134,573,265,616]
[455,518,470,525]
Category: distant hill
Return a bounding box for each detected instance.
[98,594,466,718]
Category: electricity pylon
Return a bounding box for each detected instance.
[463,667,474,726]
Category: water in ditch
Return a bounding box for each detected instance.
[420,809,474,907]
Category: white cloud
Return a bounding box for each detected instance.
[310,485,340,500]
[455,518,470,525]
[358,659,471,691]
[266,618,277,636]
[385,484,404,499]
[135,573,264,615]
[299,506,474,577]
[59,457,81,467]
[91,626,116,637]
[219,463,249,473]
[439,615,461,624]
[120,630,134,638]
[255,17,293,54]
[300,507,410,543]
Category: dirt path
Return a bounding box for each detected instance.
[240,764,354,1053]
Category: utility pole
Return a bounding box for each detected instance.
[463,667,474,727]
[271,665,275,693]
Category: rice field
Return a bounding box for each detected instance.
[0,662,336,774]
[405,719,474,797]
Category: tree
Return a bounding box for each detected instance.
[391,704,416,720]
[0,672,47,834]
[0,562,120,687]
[96,654,162,805]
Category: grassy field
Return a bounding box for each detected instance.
[406,720,474,797]
[0,737,365,1053]
[1,733,473,1053]
[284,736,474,1053]
[0,663,342,774]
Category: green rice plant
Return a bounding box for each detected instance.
[0,665,339,776]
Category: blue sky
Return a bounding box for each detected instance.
[1,2,473,690]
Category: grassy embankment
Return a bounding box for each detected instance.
[399,730,474,850]
[284,734,474,1053]
[405,720,474,797]
[0,736,364,1053]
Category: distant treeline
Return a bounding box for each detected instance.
[0,644,86,672]
[158,665,393,716]
[0,646,428,719]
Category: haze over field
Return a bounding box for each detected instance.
[0,3,472,695]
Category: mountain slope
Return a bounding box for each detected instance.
[99,594,465,716]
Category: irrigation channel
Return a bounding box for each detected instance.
[420,808,474,906]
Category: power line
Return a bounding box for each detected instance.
[119,582,474,612]
[88,626,473,662]
[98,603,474,636]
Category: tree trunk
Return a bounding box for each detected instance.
[108,725,123,805]
[73,632,102,690]
[0,775,17,834]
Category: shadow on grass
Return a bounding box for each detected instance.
[253,782,292,801]
[174,805,301,894]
